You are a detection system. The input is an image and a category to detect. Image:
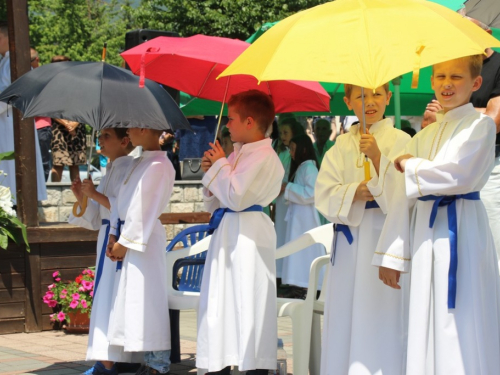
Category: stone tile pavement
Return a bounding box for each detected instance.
[0,311,297,375]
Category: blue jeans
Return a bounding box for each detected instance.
[145,350,171,373]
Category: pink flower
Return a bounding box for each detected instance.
[82,280,93,291]
[90,291,94,297]
[80,300,88,308]
[49,313,56,322]
[44,291,54,299]
[72,293,80,300]
[78,286,85,292]
[82,269,88,275]
[57,311,65,322]
[48,300,57,308]
[52,271,59,278]
[69,300,79,309]
[55,278,61,282]
[48,284,55,290]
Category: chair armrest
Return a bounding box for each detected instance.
[305,255,330,302]
[172,258,206,290]
[275,224,334,259]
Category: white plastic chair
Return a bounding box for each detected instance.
[276,224,333,375]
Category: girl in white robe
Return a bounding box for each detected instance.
[68,128,136,374]
[282,134,325,289]
[107,130,175,374]
[315,84,411,375]
[378,103,500,375]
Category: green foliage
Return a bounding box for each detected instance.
[132,0,330,40]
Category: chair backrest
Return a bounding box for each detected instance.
[166,224,211,292]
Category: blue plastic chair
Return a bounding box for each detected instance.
[166,224,210,363]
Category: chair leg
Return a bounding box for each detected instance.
[309,313,322,375]
[290,310,313,375]
[169,309,181,363]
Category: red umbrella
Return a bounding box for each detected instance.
[120,34,330,114]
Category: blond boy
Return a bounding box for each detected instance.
[379,55,500,374]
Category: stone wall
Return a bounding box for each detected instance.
[38,181,207,241]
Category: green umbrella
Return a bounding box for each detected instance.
[246,21,280,43]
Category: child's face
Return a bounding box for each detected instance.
[344,86,391,127]
[126,128,142,147]
[97,129,127,161]
[431,59,482,113]
[289,141,297,160]
[280,125,293,147]
[221,136,234,157]
[314,122,332,144]
[226,105,248,143]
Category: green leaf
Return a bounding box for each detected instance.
[0,231,8,250]
[0,151,15,161]
[6,216,30,252]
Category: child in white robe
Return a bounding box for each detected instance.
[69,128,136,375]
[379,55,500,375]
[315,83,410,375]
[106,127,175,375]
[199,90,284,374]
[275,118,305,280]
[282,134,325,290]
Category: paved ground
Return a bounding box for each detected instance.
[0,311,296,375]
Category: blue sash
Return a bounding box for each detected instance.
[417,192,480,309]
[208,205,264,234]
[93,219,111,296]
[330,200,380,265]
[116,219,125,271]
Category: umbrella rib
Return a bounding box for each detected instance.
[197,63,219,97]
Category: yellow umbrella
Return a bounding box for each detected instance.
[220,0,500,179]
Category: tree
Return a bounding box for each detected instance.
[132,0,330,41]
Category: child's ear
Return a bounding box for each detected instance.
[343,96,353,111]
[472,75,483,92]
[385,91,393,105]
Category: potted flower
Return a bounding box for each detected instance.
[43,268,95,333]
[0,151,29,251]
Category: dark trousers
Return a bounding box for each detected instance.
[37,126,52,181]
[207,367,268,375]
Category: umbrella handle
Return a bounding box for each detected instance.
[364,160,371,181]
[72,196,88,217]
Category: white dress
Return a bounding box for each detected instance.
[282,160,325,288]
[68,156,136,362]
[275,149,291,278]
[107,151,175,352]
[376,104,500,375]
[0,52,47,202]
[197,138,284,372]
[315,118,410,375]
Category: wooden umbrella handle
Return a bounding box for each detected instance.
[72,196,88,217]
[364,160,371,181]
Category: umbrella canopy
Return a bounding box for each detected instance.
[0,61,191,131]
[120,34,331,113]
[220,0,500,90]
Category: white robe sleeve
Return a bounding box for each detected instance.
[405,117,496,198]
[202,151,281,211]
[109,196,119,237]
[368,131,411,214]
[118,161,170,252]
[284,162,317,205]
[315,142,365,226]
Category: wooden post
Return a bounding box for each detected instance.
[6,0,39,227]
[6,0,42,332]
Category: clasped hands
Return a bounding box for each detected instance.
[201,141,225,173]
[70,177,97,203]
[106,235,127,262]
[354,132,381,202]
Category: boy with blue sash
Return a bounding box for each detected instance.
[198,90,284,374]
[380,55,500,374]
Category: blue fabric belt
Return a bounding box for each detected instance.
[116,219,125,271]
[417,191,480,309]
[330,200,380,265]
[208,205,264,234]
[93,219,110,297]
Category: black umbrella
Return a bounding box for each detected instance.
[0,61,192,131]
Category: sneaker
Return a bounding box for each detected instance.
[135,365,169,375]
[82,362,118,375]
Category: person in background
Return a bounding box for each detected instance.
[220,126,234,157]
[313,118,335,166]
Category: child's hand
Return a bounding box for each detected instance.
[279,182,288,196]
[108,241,127,262]
[201,155,212,173]
[359,133,381,164]
[394,154,414,173]
[106,235,117,259]
[81,178,96,199]
[70,177,84,203]
[204,141,225,164]
[379,266,401,289]
[353,181,374,202]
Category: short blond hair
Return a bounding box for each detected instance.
[228,90,275,133]
[433,55,483,78]
[344,82,390,99]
